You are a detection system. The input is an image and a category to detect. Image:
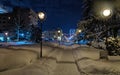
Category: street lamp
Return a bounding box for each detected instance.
[58,30,61,33]
[76,29,82,35]
[38,12,45,20]
[78,29,82,33]
[5,32,8,43]
[57,30,61,45]
[76,29,82,43]
[38,12,46,58]
[99,9,112,59]
[5,32,8,36]
[102,9,112,47]
[103,9,111,17]
[102,9,112,17]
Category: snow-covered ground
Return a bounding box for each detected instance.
[74,47,120,75]
[0,46,57,75]
[0,42,120,75]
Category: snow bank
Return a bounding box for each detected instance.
[77,58,120,75]
[75,47,120,75]
[0,47,57,75]
[0,59,57,75]
[75,47,100,60]
[0,49,37,72]
[43,42,81,50]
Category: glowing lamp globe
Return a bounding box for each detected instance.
[78,29,82,33]
[38,12,45,20]
[58,30,61,33]
[103,9,111,17]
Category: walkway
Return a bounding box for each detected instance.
[51,49,80,75]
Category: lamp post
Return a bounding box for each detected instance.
[57,30,61,45]
[99,9,112,59]
[76,29,82,43]
[5,32,8,43]
[102,9,112,49]
[38,12,46,58]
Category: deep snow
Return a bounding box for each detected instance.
[0,42,120,75]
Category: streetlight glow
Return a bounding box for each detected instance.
[5,32,8,36]
[58,30,61,33]
[5,32,8,43]
[103,9,111,17]
[78,29,82,33]
[38,12,45,20]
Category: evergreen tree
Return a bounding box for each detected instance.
[82,0,94,20]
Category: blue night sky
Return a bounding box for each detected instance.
[0,0,83,33]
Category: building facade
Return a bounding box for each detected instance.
[0,7,38,41]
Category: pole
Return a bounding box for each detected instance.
[40,22,42,58]
[6,35,8,43]
[105,20,108,49]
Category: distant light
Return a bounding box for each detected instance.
[58,30,61,33]
[54,35,56,38]
[78,29,82,33]
[27,32,29,34]
[76,29,82,34]
[5,32,8,36]
[38,12,45,20]
[21,33,24,37]
[7,37,10,41]
[58,36,61,40]
[19,33,24,37]
[103,9,111,17]
[8,17,11,19]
